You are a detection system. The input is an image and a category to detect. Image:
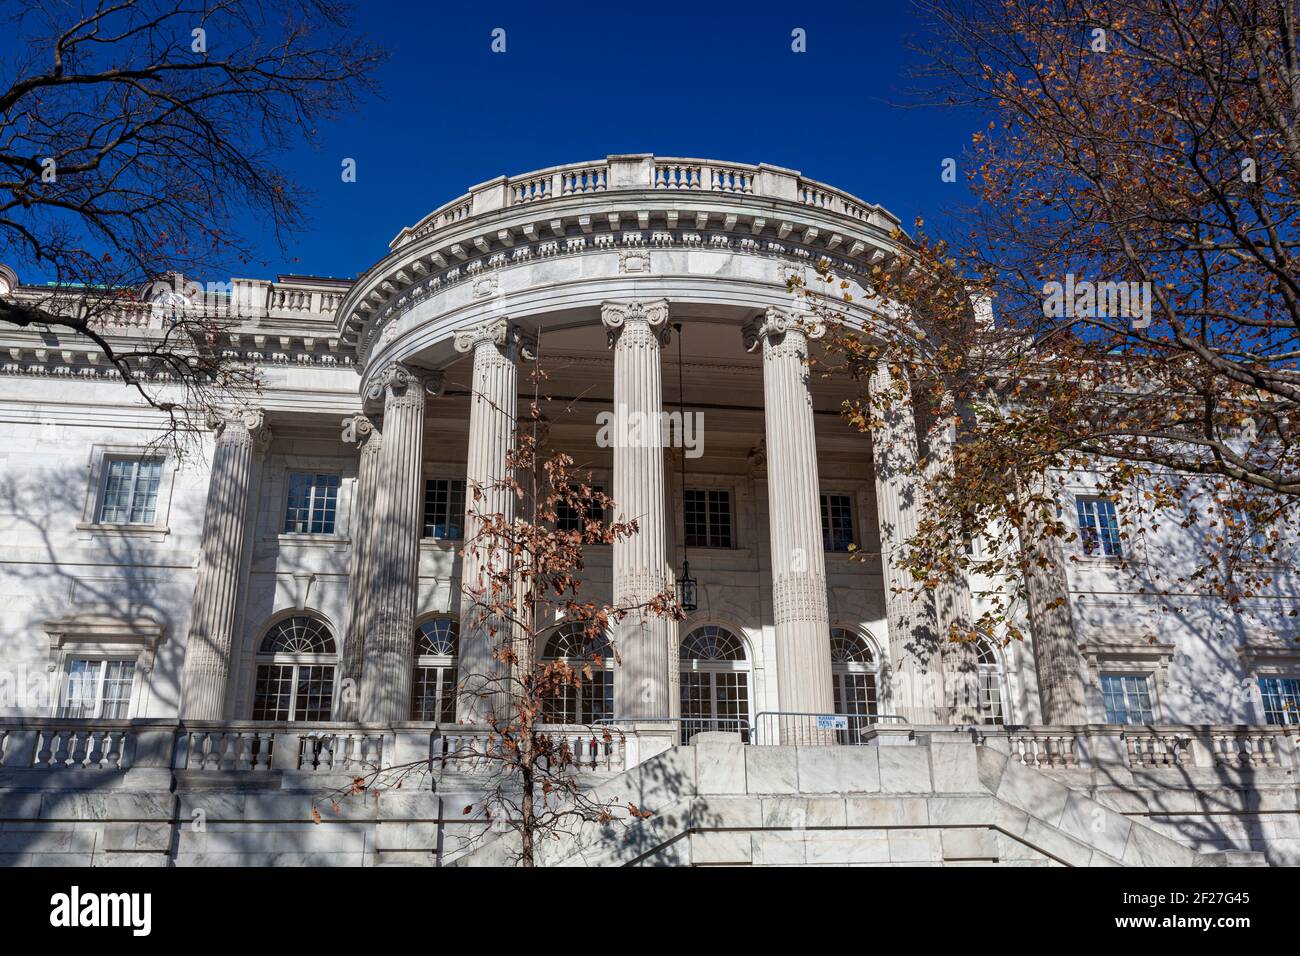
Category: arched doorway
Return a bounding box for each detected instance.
[679,624,751,742]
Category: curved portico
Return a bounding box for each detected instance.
[312,154,959,732]
[163,155,1068,733]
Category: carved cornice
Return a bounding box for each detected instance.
[353,224,893,365]
[453,319,538,362]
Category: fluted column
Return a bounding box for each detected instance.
[868,362,945,723]
[603,300,674,720]
[924,414,979,723]
[743,308,835,737]
[180,408,271,719]
[338,413,382,721]
[454,319,535,724]
[360,364,441,723]
[1020,493,1088,723]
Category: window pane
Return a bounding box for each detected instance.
[252,664,294,721]
[684,489,732,548]
[821,494,854,552]
[556,484,604,534]
[979,670,1004,725]
[284,473,338,534]
[128,459,163,524]
[1101,674,1153,724]
[293,665,335,721]
[1077,497,1123,557]
[423,478,466,539]
[412,665,455,721]
[98,459,135,523]
[61,659,101,718]
[100,661,136,718]
[1260,677,1300,726]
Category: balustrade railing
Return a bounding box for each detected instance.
[0,718,1292,777]
[1004,729,1081,769]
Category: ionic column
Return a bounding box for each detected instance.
[603,300,674,720]
[180,408,271,719]
[743,308,835,736]
[924,413,980,723]
[360,364,441,723]
[338,413,382,721]
[454,319,535,724]
[868,362,945,724]
[1019,491,1088,723]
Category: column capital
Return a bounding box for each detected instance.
[206,406,271,450]
[365,362,444,407]
[341,413,380,449]
[741,306,824,353]
[601,299,671,348]
[453,318,537,361]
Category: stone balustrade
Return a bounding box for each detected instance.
[2,718,1292,780]
[0,718,679,778]
[392,154,900,249]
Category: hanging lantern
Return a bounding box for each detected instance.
[676,559,698,612]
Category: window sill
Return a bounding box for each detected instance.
[275,533,351,550]
[76,522,170,539]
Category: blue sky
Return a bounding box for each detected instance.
[268,1,983,280]
[3,1,984,282]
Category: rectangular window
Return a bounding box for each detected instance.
[684,489,733,548]
[979,671,1005,725]
[283,472,339,534]
[423,478,466,539]
[1100,673,1154,725]
[412,666,457,723]
[60,659,135,719]
[820,493,855,552]
[98,457,163,524]
[1259,676,1300,726]
[1077,496,1123,557]
[556,484,605,534]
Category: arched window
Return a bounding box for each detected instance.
[412,618,458,723]
[541,622,613,724]
[975,638,1006,725]
[679,625,750,742]
[830,627,879,742]
[252,616,337,721]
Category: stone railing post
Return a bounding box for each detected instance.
[867,363,945,723]
[180,408,271,720]
[743,308,835,739]
[339,413,382,721]
[454,320,535,724]
[602,300,675,720]
[360,364,442,723]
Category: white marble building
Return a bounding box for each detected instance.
[0,155,1295,867]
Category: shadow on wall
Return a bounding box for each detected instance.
[0,464,197,717]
